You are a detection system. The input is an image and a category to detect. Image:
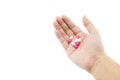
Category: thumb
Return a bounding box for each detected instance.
[83,16,96,33]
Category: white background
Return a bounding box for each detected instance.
[0,0,120,80]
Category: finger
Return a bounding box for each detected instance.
[53,21,69,40]
[83,16,96,33]
[55,30,68,49]
[56,16,75,37]
[61,15,82,34]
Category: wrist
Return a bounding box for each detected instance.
[86,52,105,72]
[90,53,120,80]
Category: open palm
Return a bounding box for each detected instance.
[53,15,105,72]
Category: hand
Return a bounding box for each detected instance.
[53,15,105,72]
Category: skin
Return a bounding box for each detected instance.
[53,15,105,72]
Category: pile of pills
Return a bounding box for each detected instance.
[67,35,81,49]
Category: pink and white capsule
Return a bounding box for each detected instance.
[71,41,78,49]
[71,41,80,49]
[67,36,73,43]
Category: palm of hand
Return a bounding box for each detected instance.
[54,15,104,72]
[69,30,104,71]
